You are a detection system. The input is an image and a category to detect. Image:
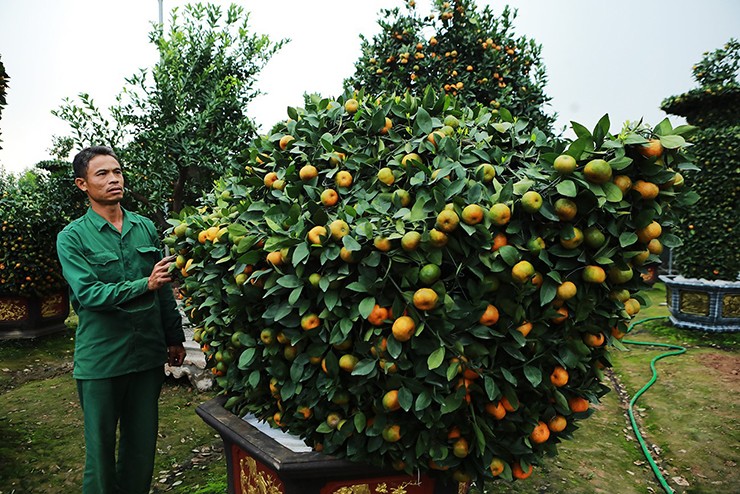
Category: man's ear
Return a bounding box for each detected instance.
[74,177,88,192]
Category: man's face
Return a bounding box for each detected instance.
[75,154,125,205]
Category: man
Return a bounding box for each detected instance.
[56,146,186,494]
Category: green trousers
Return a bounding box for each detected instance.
[77,366,165,494]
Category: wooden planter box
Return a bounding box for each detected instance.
[196,397,467,494]
[660,275,740,332]
[0,290,70,339]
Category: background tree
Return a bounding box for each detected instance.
[661,39,739,280]
[345,0,554,132]
[53,3,286,227]
[0,54,9,151]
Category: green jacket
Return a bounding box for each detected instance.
[57,207,184,379]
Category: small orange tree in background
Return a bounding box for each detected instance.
[165,89,695,484]
[345,0,554,132]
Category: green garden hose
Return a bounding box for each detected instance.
[622,316,687,494]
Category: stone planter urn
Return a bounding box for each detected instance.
[0,289,70,340]
[660,275,740,332]
[196,397,465,494]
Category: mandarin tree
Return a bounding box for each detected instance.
[166,89,695,484]
[345,0,554,132]
[0,54,8,150]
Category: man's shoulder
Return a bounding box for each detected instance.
[58,215,87,236]
[126,210,157,232]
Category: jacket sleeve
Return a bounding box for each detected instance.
[56,229,150,311]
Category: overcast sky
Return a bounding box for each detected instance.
[0,0,738,174]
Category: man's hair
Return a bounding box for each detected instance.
[72,146,120,179]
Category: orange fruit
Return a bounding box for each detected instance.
[461,204,485,225]
[447,426,462,440]
[511,260,535,283]
[647,238,663,255]
[582,265,606,283]
[377,167,395,185]
[338,354,359,372]
[427,130,446,147]
[512,462,533,480]
[344,98,359,113]
[335,170,353,188]
[548,415,567,433]
[339,247,359,263]
[367,305,389,326]
[266,250,284,266]
[413,288,438,311]
[392,316,416,342]
[197,230,208,244]
[632,180,660,200]
[568,396,590,413]
[329,152,346,165]
[307,225,327,245]
[554,198,578,221]
[608,265,634,284]
[452,438,469,458]
[521,191,543,213]
[373,236,392,252]
[485,401,506,420]
[583,332,606,347]
[489,203,512,226]
[401,231,422,251]
[637,221,662,243]
[489,457,506,477]
[559,227,584,249]
[515,321,533,337]
[300,313,320,331]
[436,209,460,232]
[382,424,401,442]
[382,390,401,411]
[556,281,577,300]
[479,304,500,326]
[320,188,339,207]
[550,366,569,387]
[401,152,422,167]
[624,298,641,316]
[279,135,295,150]
[329,219,350,241]
[553,154,577,174]
[501,396,518,412]
[380,117,393,135]
[583,158,612,184]
[530,421,550,444]
[638,138,663,158]
[476,163,496,182]
[428,228,448,247]
[613,174,633,194]
[551,306,568,324]
[297,406,313,420]
[298,164,318,181]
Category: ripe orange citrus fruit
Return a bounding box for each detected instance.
[413,288,438,311]
[489,457,506,477]
[436,209,460,232]
[637,221,662,243]
[613,174,632,194]
[638,138,663,158]
[511,260,535,283]
[401,231,422,251]
[515,321,533,337]
[548,415,567,433]
[550,366,569,387]
[299,164,318,181]
[367,305,389,326]
[582,265,606,283]
[521,191,543,213]
[382,424,402,442]
[335,170,353,188]
[382,390,401,411]
[392,316,416,342]
[489,203,511,226]
[553,154,577,174]
[279,135,295,150]
[530,421,550,444]
[300,313,320,331]
[556,281,577,300]
[307,225,327,245]
[568,396,590,413]
[485,401,506,420]
[632,180,660,200]
[479,304,500,326]
[583,158,612,184]
[512,462,533,480]
[461,204,485,225]
[452,438,469,458]
[320,188,338,207]
[559,227,584,249]
[554,198,577,221]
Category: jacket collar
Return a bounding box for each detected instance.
[85,206,140,232]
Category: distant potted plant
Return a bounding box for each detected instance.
[0,165,85,339]
[659,39,740,332]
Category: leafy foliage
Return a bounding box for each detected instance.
[661,39,739,280]
[0,54,8,150]
[0,166,83,297]
[165,88,695,484]
[345,0,554,133]
[52,3,286,228]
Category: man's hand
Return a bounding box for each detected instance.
[168,344,186,367]
[148,256,175,291]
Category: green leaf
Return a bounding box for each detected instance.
[370,108,386,133]
[570,121,592,138]
[359,296,376,319]
[619,232,638,247]
[523,365,542,387]
[414,107,433,135]
[352,359,377,376]
[603,182,623,202]
[498,245,520,266]
[539,280,557,306]
[342,235,362,251]
[292,242,309,266]
[415,391,432,411]
[556,180,577,197]
[659,134,686,149]
[237,348,256,369]
[661,233,683,248]
[427,347,445,370]
[483,376,499,401]
[593,114,610,147]
[398,387,413,412]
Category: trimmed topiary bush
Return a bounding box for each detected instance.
[165,89,694,485]
[661,39,739,281]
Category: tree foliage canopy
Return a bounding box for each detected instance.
[53,3,286,227]
[345,0,554,132]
